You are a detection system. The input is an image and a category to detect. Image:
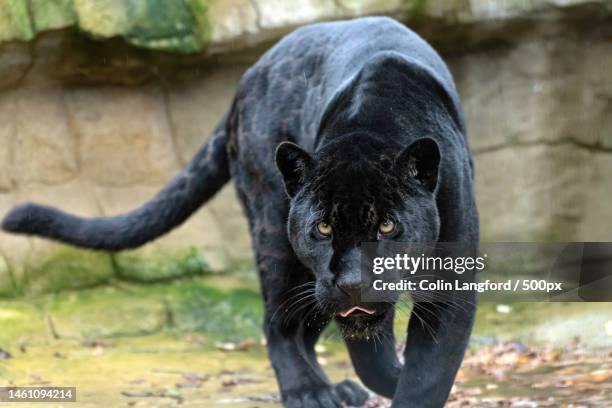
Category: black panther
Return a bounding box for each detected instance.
[2,17,479,407]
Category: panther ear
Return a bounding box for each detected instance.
[394,138,440,192]
[275,142,313,198]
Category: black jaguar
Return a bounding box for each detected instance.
[3,17,479,408]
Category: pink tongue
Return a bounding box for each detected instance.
[339,306,376,318]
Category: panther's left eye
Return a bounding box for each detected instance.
[316,221,332,237]
[378,219,396,235]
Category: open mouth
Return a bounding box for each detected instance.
[338,306,376,318]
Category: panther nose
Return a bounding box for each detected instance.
[337,281,360,295]
[336,279,364,302]
[333,247,365,302]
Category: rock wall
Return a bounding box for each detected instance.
[0,0,611,295]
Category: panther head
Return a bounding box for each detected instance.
[275,133,441,338]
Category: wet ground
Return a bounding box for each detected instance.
[0,273,610,407]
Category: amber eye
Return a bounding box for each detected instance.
[316,221,332,237]
[379,219,396,235]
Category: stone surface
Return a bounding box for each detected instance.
[12,86,78,186]
[601,103,612,148]
[1,0,612,53]
[207,0,259,44]
[254,0,342,29]
[577,152,612,241]
[166,63,248,164]
[0,91,16,192]
[474,144,594,241]
[447,30,612,243]
[449,33,612,150]
[0,42,31,89]
[65,84,181,187]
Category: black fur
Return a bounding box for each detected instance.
[2,17,479,408]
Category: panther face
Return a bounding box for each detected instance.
[276,133,441,337]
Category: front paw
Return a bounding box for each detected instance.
[334,380,369,407]
[283,380,370,408]
[284,384,342,408]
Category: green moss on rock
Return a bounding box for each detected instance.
[73,0,131,37]
[73,0,212,53]
[123,0,206,53]
[42,286,167,339]
[103,278,265,341]
[25,247,115,296]
[0,0,213,52]
[36,278,263,341]
[188,0,212,44]
[1,245,216,297]
[0,0,34,42]
[161,280,263,341]
[114,247,211,283]
[30,0,76,32]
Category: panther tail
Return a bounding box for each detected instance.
[1,115,231,251]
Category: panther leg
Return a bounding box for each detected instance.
[344,309,401,398]
[302,324,370,406]
[254,234,362,408]
[391,289,477,408]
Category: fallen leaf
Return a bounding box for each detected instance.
[215,340,257,351]
[176,382,202,389]
[215,341,235,351]
[183,372,208,383]
[122,391,157,398]
[81,339,110,348]
[221,377,261,387]
[510,398,537,407]
[580,369,611,383]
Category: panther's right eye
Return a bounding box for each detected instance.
[316,221,332,237]
[378,219,396,235]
